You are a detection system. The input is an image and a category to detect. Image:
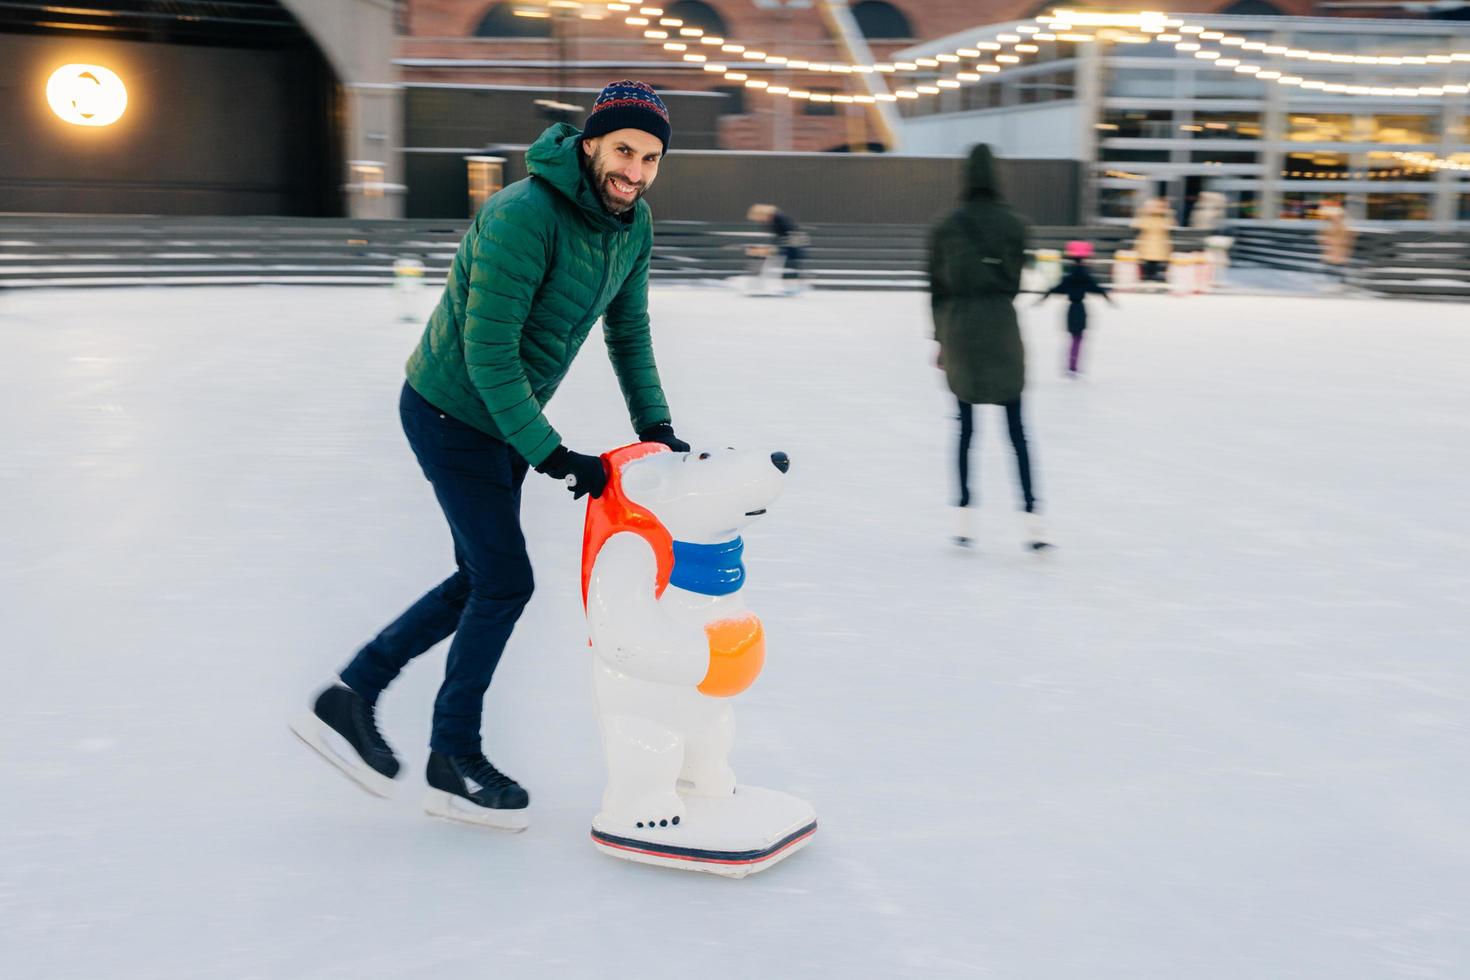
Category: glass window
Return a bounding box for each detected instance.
[711,85,744,116]
[962,83,1003,111]
[1190,111,1263,140]
[1190,150,1259,164]
[1371,35,1448,57]
[1228,189,1259,220]
[666,1,727,36]
[474,3,552,37]
[1366,193,1432,220]
[1018,70,1076,104]
[1100,109,1173,139]
[852,1,912,39]
[1097,185,1146,218]
[1282,151,1350,177]
[1288,114,1353,143]
[1363,114,1439,145]
[1190,69,1265,99]
[1106,68,1177,99]
[1100,147,1172,162]
[1367,152,1437,183]
[805,90,839,116]
[1459,194,1470,221]
[1296,33,1359,52]
[1278,192,1348,220]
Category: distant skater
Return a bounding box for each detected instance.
[1036,240,1116,377]
[928,144,1050,552]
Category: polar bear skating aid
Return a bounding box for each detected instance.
[581,443,816,877]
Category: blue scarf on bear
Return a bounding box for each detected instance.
[669,537,745,596]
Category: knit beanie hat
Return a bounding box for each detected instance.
[582,80,671,153]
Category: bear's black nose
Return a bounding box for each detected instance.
[770,452,790,474]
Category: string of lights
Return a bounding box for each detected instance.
[523,3,1470,105]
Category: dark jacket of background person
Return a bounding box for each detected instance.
[405,123,669,469]
[928,144,1028,406]
[1043,262,1110,335]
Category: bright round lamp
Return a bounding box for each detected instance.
[47,64,128,127]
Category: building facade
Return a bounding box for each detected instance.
[396,0,1346,152]
[894,13,1470,226]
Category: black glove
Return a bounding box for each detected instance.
[638,422,690,453]
[535,446,607,500]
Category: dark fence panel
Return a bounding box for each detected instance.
[405,146,1080,226]
[405,85,726,152]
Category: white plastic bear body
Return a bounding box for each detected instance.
[585,447,786,832]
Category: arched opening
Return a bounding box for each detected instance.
[666,1,728,37]
[0,0,341,215]
[1222,0,1284,14]
[852,1,913,40]
[474,3,554,38]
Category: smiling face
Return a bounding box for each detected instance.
[582,128,663,214]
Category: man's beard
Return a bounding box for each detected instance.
[589,154,646,214]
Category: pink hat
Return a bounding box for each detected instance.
[1064,240,1093,259]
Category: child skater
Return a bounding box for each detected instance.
[1037,240,1116,377]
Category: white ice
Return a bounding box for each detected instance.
[2,284,1468,979]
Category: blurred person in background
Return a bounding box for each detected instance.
[747,203,809,289]
[291,80,691,830]
[1318,201,1356,290]
[1132,197,1175,284]
[929,144,1050,552]
[1036,240,1115,378]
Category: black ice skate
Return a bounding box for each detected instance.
[423,751,530,832]
[290,683,401,798]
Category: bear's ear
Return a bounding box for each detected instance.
[619,459,664,498]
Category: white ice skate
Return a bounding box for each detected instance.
[953,505,976,548]
[1024,511,1054,553]
[423,790,530,832]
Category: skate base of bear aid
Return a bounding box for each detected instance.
[591,785,815,878]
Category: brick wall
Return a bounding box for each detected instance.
[399,0,1341,150]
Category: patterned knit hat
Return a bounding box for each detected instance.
[582,80,671,152]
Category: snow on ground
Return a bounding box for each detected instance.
[2,284,1468,979]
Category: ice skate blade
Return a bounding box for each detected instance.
[591,785,816,878]
[423,789,529,832]
[289,712,396,799]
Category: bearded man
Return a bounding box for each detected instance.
[292,81,690,829]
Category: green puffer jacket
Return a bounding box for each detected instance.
[405,123,670,468]
[929,144,1029,406]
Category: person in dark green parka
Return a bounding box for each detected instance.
[929,144,1049,550]
[294,82,690,827]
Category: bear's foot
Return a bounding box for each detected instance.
[612,790,686,832]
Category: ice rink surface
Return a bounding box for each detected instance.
[3,284,1468,978]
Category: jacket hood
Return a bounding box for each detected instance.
[964,144,1001,201]
[526,123,632,229]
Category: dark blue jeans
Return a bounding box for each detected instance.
[957,396,1036,514]
[340,382,533,756]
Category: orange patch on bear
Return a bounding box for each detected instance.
[698,614,766,698]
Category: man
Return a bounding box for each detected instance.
[746,203,808,289]
[929,144,1049,552]
[291,80,691,830]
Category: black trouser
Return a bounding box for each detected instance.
[957,396,1036,513]
[341,382,533,756]
[781,245,804,279]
